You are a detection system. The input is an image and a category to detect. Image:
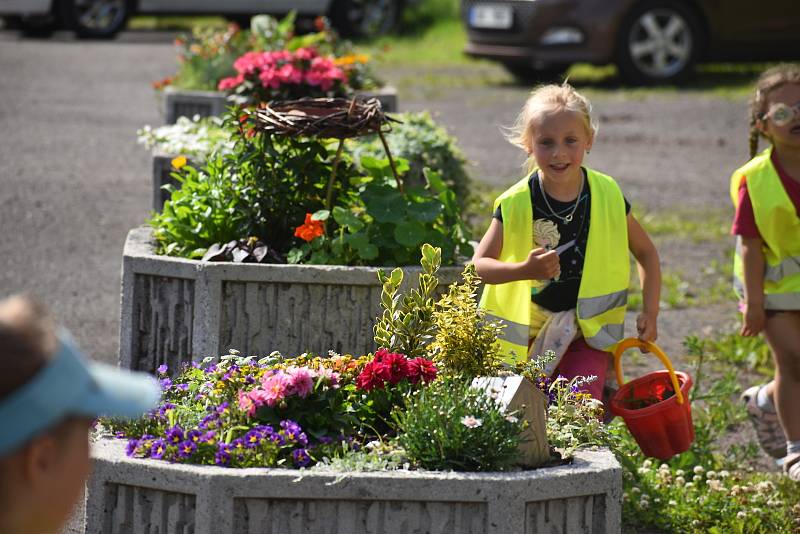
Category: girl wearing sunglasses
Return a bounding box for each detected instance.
[731,64,800,481]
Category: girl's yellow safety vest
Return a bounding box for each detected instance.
[478,168,630,363]
[730,148,800,310]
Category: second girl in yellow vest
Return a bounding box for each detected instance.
[731,64,800,481]
[473,83,662,402]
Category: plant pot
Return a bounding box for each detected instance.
[119,226,462,375]
[85,438,622,534]
[163,86,399,124]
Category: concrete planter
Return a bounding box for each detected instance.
[120,226,463,375]
[164,86,399,124]
[86,438,622,534]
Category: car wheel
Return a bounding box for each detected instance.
[330,0,403,38]
[616,2,701,85]
[503,63,568,84]
[59,0,131,39]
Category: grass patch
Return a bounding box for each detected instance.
[128,15,227,31]
[634,207,731,243]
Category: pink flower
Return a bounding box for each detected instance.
[259,66,281,89]
[285,366,315,398]
[261,371,290,406]
[294,47,318,61]
[218,74,244,91]
[317,366,340,388]
[237,390,256,416]
[276,63,303,84]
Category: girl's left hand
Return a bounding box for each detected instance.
[636,312,658,344]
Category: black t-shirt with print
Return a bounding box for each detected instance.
[493,170,631,312]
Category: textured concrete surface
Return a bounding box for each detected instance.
[121,226,464,373]
[86,438,622,534]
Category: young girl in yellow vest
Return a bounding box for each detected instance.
[473,83,661,403]
[0,295,160,533]
[731,64,800,481]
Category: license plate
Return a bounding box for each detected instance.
[469,4,513,30]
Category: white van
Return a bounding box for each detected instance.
[0,0,406,38]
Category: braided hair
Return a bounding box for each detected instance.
[749,63,800,158]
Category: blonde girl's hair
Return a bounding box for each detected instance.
[749,63,800,157]
[505,82,598,173]
[0,295,57,401]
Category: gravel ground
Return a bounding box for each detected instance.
[0,29,773,534]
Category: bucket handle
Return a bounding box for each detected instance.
[613,337,685,405]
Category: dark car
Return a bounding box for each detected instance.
[461,0,800,84]
[0,0,408,39]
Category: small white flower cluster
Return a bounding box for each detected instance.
[137,115,235,160]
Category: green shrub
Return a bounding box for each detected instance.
[394,377,524,471]
[350,111,472,205]
[428,264,504,378]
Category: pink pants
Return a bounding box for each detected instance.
[551,338,609,401]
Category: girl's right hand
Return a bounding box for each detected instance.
[741,302,765,337]
[523,247,560,280]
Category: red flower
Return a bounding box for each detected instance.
[356,361,391,391]
[406,358,438,384]
[380,351,411,385]
[294,213,325,242]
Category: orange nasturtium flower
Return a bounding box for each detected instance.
[294,213,325,242]
[171,155,187,169]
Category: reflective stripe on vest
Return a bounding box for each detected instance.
[478,169,629,362]
[730,148,800,310]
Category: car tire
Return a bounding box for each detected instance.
[330,0,404,38]
[58,0,131,39]
[615,2,702,85]
[503,63,568,84]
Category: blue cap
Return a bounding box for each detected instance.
[0,329,160,456]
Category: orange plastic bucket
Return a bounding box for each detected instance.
[610,338,694,460]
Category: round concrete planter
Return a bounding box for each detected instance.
[119,226,463,375]
[85,438,622,534]
[164,86,399,124]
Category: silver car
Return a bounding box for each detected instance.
[0,0,406,38]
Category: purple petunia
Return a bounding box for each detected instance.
[157,364,168,375]
[159,377,173,390]
[150,438,167,459]
[244,429,263,448]
[214,444,231,466]
[165,425,184,445]
[125,438,139,456]
[187,429,203,443]
[292,448,312,468]
[177,440,197,459]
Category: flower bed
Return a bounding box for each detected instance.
[119,226,462,375]
[85,438,622,534]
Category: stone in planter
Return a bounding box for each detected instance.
[119,226,463,375]
[163,85,399,124]
[85,438,622,534]
[472,375,550,467]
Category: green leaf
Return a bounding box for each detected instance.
[406,199,443,222]
[286,248,305,264]
[394,220,426,248]
[362,185,405,223]
[312,209,330,221]
[357,243,379,260]
[424,167,447,194]
[332,206,364,230]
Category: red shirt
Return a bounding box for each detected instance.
[731,151,800,238]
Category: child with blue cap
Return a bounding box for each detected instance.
[0,294,160,534]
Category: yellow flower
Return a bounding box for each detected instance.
[171,155,187,169]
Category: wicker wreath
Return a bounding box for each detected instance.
[253,96,395,139]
